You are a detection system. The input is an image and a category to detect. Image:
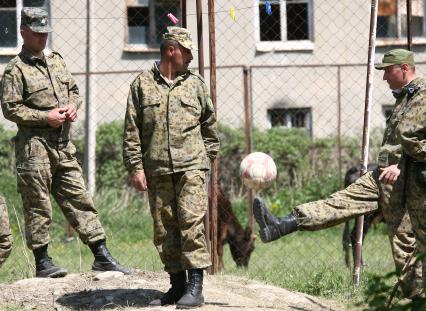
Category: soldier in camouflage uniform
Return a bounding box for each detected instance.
[123,26,220,308]
[396,59,426,289]
[252,49,422,298]
[0,195,12,268]
[1,7,130,278]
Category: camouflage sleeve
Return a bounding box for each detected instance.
[199,81,220,160]
[123,78,144,175]
[56,54,82,109]
[1,70,49,126]
[398,92,426,162]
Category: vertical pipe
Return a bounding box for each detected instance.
[195,0,210,273]
[196,0,204,77]
[84,0,96,195]
[180,0,187,28]
[337,66,342,189]
[354,0,378,286]
[243,67,254,229]
[406,0,412,50]
[208,0,218,275]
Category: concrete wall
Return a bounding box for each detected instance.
[1,0,425,138]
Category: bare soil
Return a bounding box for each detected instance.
[0,271,351,310]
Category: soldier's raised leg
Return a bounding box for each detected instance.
[253,171,379,242]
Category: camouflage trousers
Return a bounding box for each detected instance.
[0,196,12,268]
[404,161,426,290]
[15,135,105,250]
[146,170,211,273]
[294,170,422,298]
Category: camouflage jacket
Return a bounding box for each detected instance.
[377,77,425,167]
[397,77,426,164]
[123,62,220,176]
[1,47,82,142]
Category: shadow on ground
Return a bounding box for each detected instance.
[57,288,162,310]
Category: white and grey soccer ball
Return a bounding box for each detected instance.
[240,152,277,190]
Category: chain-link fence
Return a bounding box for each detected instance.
[0,0,424,298]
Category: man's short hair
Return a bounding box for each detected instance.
[160,40,179,56]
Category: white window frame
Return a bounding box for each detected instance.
[124,0,180,52]
[376,0,426,46]
[254,0,314,52]
[0,0,49,55]
[0,1,23,55]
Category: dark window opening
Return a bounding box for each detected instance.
[127,7,149,27]
[286,2,309,40]
[268,108,312,136]
[259,3,281,41]
[0,0,16,8]
[23,0,46,6]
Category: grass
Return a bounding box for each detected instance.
[0,172,400,309]
[220,224,395,309]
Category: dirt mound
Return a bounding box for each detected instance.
[0,271,349,310]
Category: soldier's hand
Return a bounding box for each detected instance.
[379,165,400,185]
[47,107,67,128]
[131,171,148,192]
[64,103,77,122]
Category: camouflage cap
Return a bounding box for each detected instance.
[375,49,415,70]
[162,26,197,50]
[21,7,52,33]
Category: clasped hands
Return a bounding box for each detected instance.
[47,104,77,128]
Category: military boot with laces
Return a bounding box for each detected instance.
[252,197,298,243]
[176,269,204,309]
[149,271,187,306]
[33,244,67,278]
[89,240,132,275]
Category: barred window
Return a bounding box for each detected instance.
[377,0,425,38]
[0,0,48,50]
[267,107,312,135]
[126,0,180,47]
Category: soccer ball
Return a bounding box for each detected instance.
[240,152,277,190]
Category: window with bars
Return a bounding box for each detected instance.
[0,0,48,50]
[267,107,312,135]
[126,0,180,47]
[256,0,313,51]
[377,0,425,38]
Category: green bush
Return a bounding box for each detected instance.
[0,124,15,173]
[74,120,127,190]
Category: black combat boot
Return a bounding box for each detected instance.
[33,244,68,278]
[88,240,132,274]
[253,197,298,243]
[149,271,187,306]
[176,269,204,309]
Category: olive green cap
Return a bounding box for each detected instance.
[375,49,415,70]
[162,26,197,50]
[21,7,52,33]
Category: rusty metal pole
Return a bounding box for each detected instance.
[354,0,378,286]
[243,67,254,229]
[337,66,342,189]
[406,0,412,50]
[207,0,218,275]
[180,0,187,28]
[195,0,211,273]
[196,0,204,77]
